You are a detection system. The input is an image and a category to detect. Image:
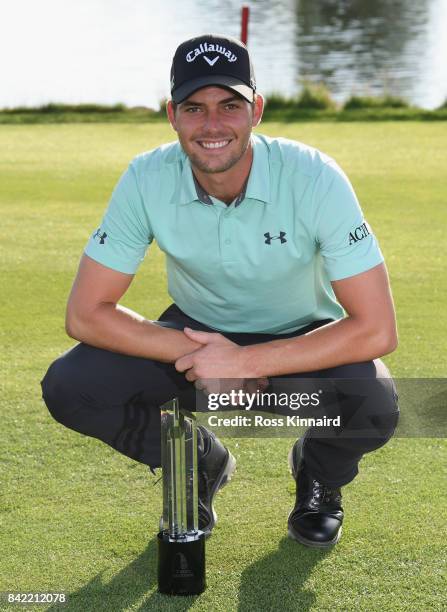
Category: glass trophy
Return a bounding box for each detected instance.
[157,397,206,595]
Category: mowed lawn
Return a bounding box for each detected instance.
[0,122,446,611]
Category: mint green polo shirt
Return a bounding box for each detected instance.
[84,134,384,334]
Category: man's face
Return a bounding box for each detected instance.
[167,86,263,174]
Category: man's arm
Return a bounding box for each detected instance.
[243,262,397,377]
[175,263,398,380]
[65,254,202,362]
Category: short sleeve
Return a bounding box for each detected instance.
[314,161,384,281]
[84,163,153,274]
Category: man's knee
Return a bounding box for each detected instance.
[40,357,80,428]
[369,409,399,447]
[321,361,400,441]
[337,376,400,450]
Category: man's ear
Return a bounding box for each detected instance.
[252,93,264,127]
[166,99,177,132]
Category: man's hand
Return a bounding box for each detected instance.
[175,327,269,399]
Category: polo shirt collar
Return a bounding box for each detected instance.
[244,134,271,205]
[175,154,199,206]
[173,134,271,206]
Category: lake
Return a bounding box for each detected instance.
[1,0,446,110]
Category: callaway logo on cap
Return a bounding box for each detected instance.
[170,34,256,103]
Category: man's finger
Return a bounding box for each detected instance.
[184,368,198,382]
[194,379,205,391]
[243,379,258,395]
[183,327,219,344]
[257,377,270,391]
[175,355,193,372]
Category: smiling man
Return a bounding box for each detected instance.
[41,34,400,548]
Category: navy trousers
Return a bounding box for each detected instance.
[40,304,399,487]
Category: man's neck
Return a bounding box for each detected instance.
[192,142,253,205]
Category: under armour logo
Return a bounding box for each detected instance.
[203,55,219,66]
[264,231,287,245]
[93,228,107,244]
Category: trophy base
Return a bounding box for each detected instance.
[157,531,206,595]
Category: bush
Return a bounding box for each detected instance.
[343,95,408,110]
[265,83,336,111]
[296,82,336,110]
[1,103,127,114]
[264,93,297,110]
[42,103,127,113]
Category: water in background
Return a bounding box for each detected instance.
[1,0,446,110]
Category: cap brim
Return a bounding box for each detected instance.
[172,75,254,103]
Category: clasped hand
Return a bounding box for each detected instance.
[175,327,269,402]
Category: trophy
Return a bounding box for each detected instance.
[157,397,206,595]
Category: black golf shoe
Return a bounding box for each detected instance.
[288,436,343,548]
[159,426,236,538]
[196,426,236,537]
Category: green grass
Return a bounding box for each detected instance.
[0,123,446,611]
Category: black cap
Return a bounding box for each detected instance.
[170,34,256,104]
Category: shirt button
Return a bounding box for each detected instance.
[225,239,231,245]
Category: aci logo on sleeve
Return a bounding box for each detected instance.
[348,222,371,245]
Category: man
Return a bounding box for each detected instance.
[41,34,399,548]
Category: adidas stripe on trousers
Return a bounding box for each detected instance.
[40,304,399,488]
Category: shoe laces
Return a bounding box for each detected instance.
[308,479,336,506]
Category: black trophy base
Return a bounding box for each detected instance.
[157,531,206,596]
